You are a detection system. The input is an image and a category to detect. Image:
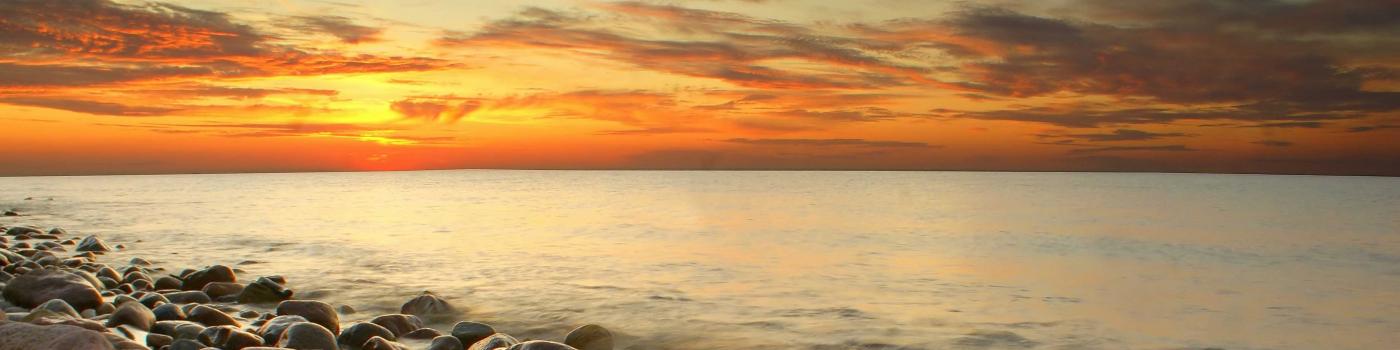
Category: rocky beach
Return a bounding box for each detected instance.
[0,213,615,350]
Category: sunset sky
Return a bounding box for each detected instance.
[1,0,1397,176]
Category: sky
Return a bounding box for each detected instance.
[1,0,1397,176]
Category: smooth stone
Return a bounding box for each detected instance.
[239,277,292,304]
[363,336,409,350]
[256,315,309,344]
[563,324,613,350]
[95,267,122,281]
[181,265,235,291]
[96,302,116,315]
[153,303,187,321]
[104,301,156,330]
[275,300,338,334]
[429,335,465,350]
[337,322,395,349]
[4,227,42,236]
[450,321,496,346]
[276,322,337,350]
[370,314,423,337]
[129,257,151,266]
[147,333,174,349]
[152,320,203,336]
[0,322,115,350]
[402,328,443,339]
[121,271,150,284]
[155,276,183,290]
[202,282,244,299]
[163,290,212,304]
[468,333,520,350]
[1,268,103,310]
[198,325,265,350]
[20,307,106,332]
[32,298,80,318]
[506,341,580,350]
[97,277,119,289]
[138,293,170,308]
[337,305,355,314]
[75,235,112,252]
[400,291,455,318]
[187,304,240,327]
[166,339,205,350]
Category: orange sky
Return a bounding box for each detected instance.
[2,0,1397,176]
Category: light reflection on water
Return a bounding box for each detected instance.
[2,171,1398,349]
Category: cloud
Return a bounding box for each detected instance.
[1252,140,1294,147]
[1039,128,1189,142]
[289,15,384,44]
[1347,125,1400,133]
[390,99,481,123]
[0,97,180,116]
[1068,145,1196,154]
[1239,121,1325,128]
[724,138,934,148]
[597,126,712,135]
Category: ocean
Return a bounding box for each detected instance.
[1,170,1397,349]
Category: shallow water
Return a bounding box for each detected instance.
[2,171,1398,349]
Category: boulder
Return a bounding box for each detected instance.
[1,268,103,310]
[337,322,395,349]
[450,321,496,347]
[202,282,244,299]
[276,322,337,350]
[163,291,212,304]
[469,333,520,350]
[275,300,338,334]
[0,322,115,350]
[400,291,455,318]
[563,324,613,350]
[429,335,466,350]
[104,302,156,331]
[256,315,309,344]
[370,314,423,337]
[75,235,112,252]
[186,304,240,327]
[198,325,264,350]
[239,277,292,304]
[506,341,579,350]
[363,336,409,350]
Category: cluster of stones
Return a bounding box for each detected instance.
[0,223,615,350]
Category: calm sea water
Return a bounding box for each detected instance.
[1,171,1398,349]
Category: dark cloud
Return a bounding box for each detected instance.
[1252,140,1294,147]
[949,106,1346,128]
[1347,125,1400,133]
[0,97,179,116]
[1239,121,1326,128]
[1039,128,1189,142]
[724,138,934,148]
[1068,145,1197,154]
[289,15,384,44]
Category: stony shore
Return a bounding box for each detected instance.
[0,217,615,350]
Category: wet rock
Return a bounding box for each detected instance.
[276,322,337,350]
[48,228,65,235]
[363,336,409,350]
[96,302,116,315]
[129,257,151,266]
[75,235,112,252]
[121,271,150,284]
[95,267,121,281]
[198,325,265,350]
[187,304,240,327]
[337,322,396,349]
[202,282,244,299]
[4,226,42,236]
[563,324,613,350]
[147,333,174,349]
[240,310,260,318]
[104,301,156,331]
[181,265,235,291]
[0,322,115,350]
[166,339,205,350]
[256,315,309,344]
[468,333,520,350]
[239,277,292,304]
[370,314,423,338]
[2,268,103,310]
[338,304,356,314]
[155,276,182,290]
[429,335,466,350]
[152,320,205,339]
[402,327,443,339]
[400,291,455,318]
[163,290,212,304]
[153,303,187,321]
[1,211,17,217]
[97,276,119,289]
[450,321,496,346]
[506,341,580,350]
[21,303,106,332]
[275,300,338,334]
[139,293,170,308]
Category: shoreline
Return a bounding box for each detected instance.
[0,217,614,350]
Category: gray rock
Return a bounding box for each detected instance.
[1,268,103,310]
[506,341,579,350]
[0,322,115,350]
[181,265,235,291]
[239,277,292,304]
[198,325,265,350]
[429,335,466,350]
[256,315,309,344]
[187,304,240,327]
[450,321,496,347]
[75,235,112,252]
[370,314,423,337]
[275,300,338,334]
[104,301,156,330]
[337,322,396,349]
[276,322,337,350]
[563,324,613,350]
[400,291,455,318]
[468,333,520,350]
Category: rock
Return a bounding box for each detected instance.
[338,305,355,314]
[138,293,169,308]
[0,322,116,350]
[147,333,174,349]
[104,301,156,330]
[4,226,42,236]
[402,328,443,339]
[276,322,337,350]
[96,302,116,315]
[240,310,260,318]
[469,333,520,350]
[239,277,292,304]
[563,324,613,350]
[429,335,466,350]
[97,277,119,289]
[506,341,579,350]
[166,339,205,350]
[152,320,205,338]
[1,211,17,217]
[275,300,338,334]
[256,315,309,344]
[180,265,235,291]
[400,291,455,318]
[202,282,244,299]
[154,276,182,290]
[163,290,212,304]
[153,303,187,321]
[20,304,106,332]
[363,336,409,350]
[1,268,103,310]
[337,322,396,349]
[450,321,496,347]
[32,298,80,318]
[75,235,112,252]
[129,257,151,266]
[121,271,150,284]
[370,314,423,337]
[198,325,264,350]
[187,304,240,327]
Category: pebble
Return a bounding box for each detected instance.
[181,265,236,291]
[1,268,103,310]
[563,324,614,350]
[370,313,424,337]
[338,322,396,349]
[450,321,496,346]
[400,291,456,318]
[276,322,338,350]
[275,300,339,334]
[429,335,466,350]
